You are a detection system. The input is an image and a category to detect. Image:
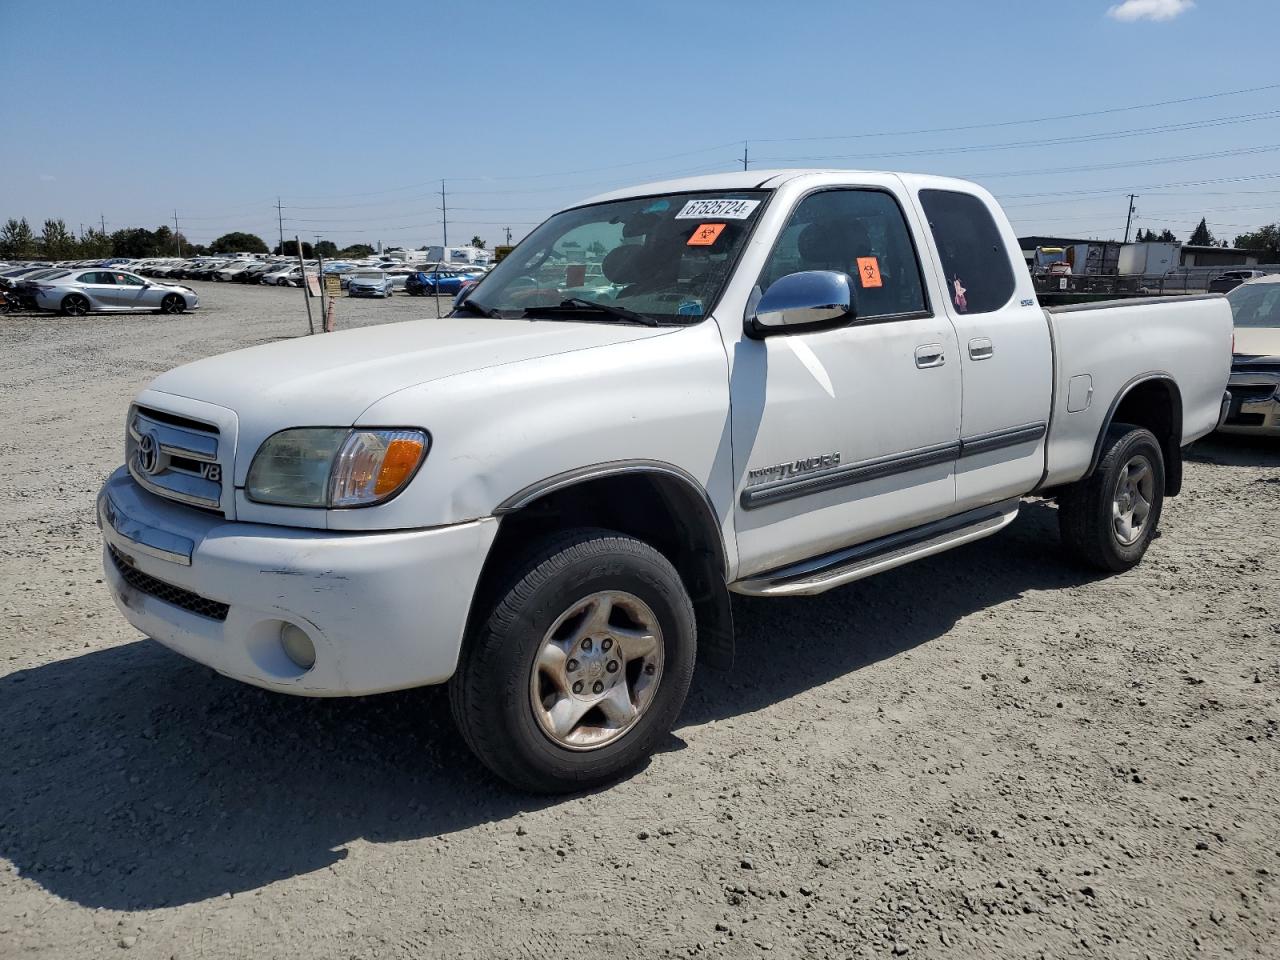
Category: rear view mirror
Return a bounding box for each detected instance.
[748,270,855,337]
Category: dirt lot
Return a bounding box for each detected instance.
[1,280,1278,959]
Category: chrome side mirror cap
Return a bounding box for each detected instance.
[748,270,854,337]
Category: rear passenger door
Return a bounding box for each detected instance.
[912,188,1052,510]
[79,271,119,308]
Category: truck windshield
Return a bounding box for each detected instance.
[459,190,769,324]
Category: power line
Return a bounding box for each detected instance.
[271,82,1280,205]
[750,82,1280,145]
[965,144,1280,180]
[997,171,1280,201]
[752,109,1280,164]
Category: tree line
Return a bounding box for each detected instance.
[1130,217,1280,258]
[0,217,380,262]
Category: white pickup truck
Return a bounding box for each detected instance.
[98,170,1232,792]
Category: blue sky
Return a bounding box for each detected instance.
[4,0,1278,249]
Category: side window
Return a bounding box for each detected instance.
[919,189,1016,315]
[758,189,927,320]
[117,273,144,286]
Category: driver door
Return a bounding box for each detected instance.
[111,272,151,310]
[730,186,962,576]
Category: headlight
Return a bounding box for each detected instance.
[246,428,428,508]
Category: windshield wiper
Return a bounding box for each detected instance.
[523,297,658,327]
[453,298,500,318]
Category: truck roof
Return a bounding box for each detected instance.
[579,168,986,206]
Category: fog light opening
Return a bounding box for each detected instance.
[280,622,316,671]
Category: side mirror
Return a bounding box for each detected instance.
[748,270,855,337]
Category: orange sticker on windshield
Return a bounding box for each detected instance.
[687,223,726,246]
[856,257,882,288]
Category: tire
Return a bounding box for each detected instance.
[61,294,90,317]
[1058,424,1164,572]
[277,277,289,286]
[159,293,185,315]
[450,529,696,793]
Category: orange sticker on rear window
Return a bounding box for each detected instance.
[687,223,726,246]
[856,257,882,288]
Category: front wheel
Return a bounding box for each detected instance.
[159,293,185,314]
[1058,424,1165,572]
[61,294,90,317]
[449,530,696,793]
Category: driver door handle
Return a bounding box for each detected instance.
[915,343,946,369]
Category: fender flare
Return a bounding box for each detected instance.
[1088,372,1183,495]
[494,458,727,571]
[493,459,735,669]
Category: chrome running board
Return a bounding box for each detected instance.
[731,498,1020,597]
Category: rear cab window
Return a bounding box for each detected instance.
[918,189,1016,314]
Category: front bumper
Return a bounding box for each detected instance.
[98,468,498,696]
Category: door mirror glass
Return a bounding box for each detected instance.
[749,270,854,337]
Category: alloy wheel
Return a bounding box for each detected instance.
[529,590,664,751]
[1112,454,1154,546]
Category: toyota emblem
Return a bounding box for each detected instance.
[136,430,160,475]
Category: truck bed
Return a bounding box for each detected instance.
[1039,294,1233,489]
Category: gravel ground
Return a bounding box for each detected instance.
[1,280,1278,959]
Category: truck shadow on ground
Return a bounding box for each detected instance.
[1184,433,1280,469]
[0,500,1099,911]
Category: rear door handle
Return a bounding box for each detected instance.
[968,337,994,360]
[915,344,946,369]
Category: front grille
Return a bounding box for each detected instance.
[127,405,225,513]
[1233,360,1280,375]
[1226,412,1266,427]
[109,546,229,621]
[1230,384,1278,403]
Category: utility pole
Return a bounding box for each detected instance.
[504,226,512,246]
[440,179,448,247]
[1123,194,1138,244]
[276,197,284,253]
[173,210,182,256]
[295,235,314,336]
[742,141,749,171]
[100,213,107,235]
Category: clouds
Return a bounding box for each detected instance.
[1107,0,1195,22]
[39,174,56,182]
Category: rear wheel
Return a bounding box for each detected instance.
[159,293,185,314]
[1059,424,1164,572]
[61,294,90,317]
[450,529,696,793]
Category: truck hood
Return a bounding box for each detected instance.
[1233,326,1280,360]
[147,316,673,427]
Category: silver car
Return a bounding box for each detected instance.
[32,269,200,317]
[346,269,394,298]
[1220,274,1280,436]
